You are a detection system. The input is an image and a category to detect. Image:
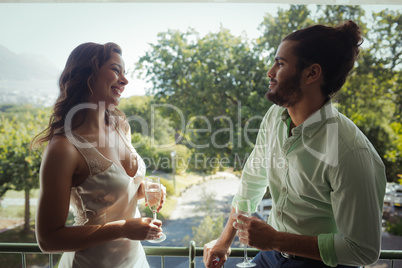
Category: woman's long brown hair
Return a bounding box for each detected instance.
[31,42,126,149]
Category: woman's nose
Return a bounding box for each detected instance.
[120,75,128,86]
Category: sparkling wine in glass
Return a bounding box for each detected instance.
[236,199,256,267]
[145,176,166,243]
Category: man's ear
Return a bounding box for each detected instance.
[305,63,322,85]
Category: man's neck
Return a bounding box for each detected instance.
[286,97,328,127]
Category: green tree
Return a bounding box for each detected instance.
[333,7,402,180]
[182,188,225,246]
[0,110,48,233]
[119,96,192,174]
[369,9,402,72]
[316,5,367,28]
[134,4,401,179]
[256,5,313,58]
[134,27,268,171]
[119,95,176,147]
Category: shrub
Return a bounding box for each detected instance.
[386,219,402,236]
[182,188,226,246]
[160,178,174,196]
[185,214,225,246]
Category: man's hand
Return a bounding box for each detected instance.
[232,213,278,251]
[203,239,231,268]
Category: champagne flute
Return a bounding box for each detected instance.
[236,199,256,267]
[145,176,166,243]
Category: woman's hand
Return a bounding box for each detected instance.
[122,217,163,241]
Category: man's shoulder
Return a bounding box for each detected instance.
[335,109,375,152]
[334,111,385,170]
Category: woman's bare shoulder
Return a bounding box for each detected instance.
[44,135,79,159]
[39,134,84,188]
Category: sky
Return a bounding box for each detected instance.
[0,3,401,97]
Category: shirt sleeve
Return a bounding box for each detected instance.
[319,148,386,266]
[232,111,271,213]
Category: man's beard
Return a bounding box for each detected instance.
[266,73,303,107]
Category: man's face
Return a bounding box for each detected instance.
[266,40,303,107]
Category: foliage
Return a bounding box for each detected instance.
[0,111,47,195]
[369,9,402,72]
[131,132,192,174]
[256,5,313,57]
[194,187,222,216]
[316,5,368,30]
[182,188,226,246]
[0,5,401,235]
[184,214,225,247]
[134,5,402,180]
[0,109,49,232]
[386,219,402,236]
[333,7,402,180]
[160,177,175,196]
[134,27,269,172]
[119,95,176,146]
[120,96,195,174]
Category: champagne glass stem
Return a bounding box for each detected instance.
[153,211,157,220]
[244,244,248,262]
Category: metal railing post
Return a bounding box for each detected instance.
[189,240,196,268]
[49,253,54,268]
[21,252,26,268]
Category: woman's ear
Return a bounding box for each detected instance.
[305,63,322,85]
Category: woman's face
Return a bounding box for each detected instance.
[89,52,128,108]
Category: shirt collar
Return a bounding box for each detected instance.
[280,99,336,138]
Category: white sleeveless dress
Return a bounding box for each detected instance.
[58,129,150,268]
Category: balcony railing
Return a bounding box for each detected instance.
[1,242,402,268]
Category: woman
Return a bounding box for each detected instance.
[32,42,164,267]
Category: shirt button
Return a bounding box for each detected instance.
[277,211,281,216]
[282,187,287,192]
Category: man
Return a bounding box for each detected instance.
[203,20,386,268]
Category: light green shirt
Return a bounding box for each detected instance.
[232,101,386,267]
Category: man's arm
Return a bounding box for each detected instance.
[324,148,386,266]
[203,107,275,267]
[203,207,237,268]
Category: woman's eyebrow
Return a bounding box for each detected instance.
[111,63,125,72]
